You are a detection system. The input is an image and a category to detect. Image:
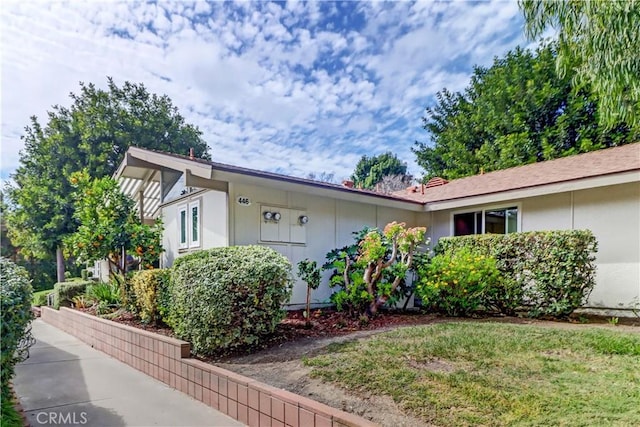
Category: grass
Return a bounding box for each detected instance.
[1,391,22,427]
[31,288,53,306]
[304,322,640,426]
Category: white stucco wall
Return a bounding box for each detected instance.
[161,189,228,267]
[429,182,640,311]
[229,183,426,308]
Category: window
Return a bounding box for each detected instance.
[179,205,187,249]
[453,206,518,236]
[178,200,201,249]
[189,200,200,248]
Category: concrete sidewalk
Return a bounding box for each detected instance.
[14,319,243,427]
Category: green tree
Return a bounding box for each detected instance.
[351,152,410,189]
[520,0,640,131]
[64,171,163,277]
[413,43,634,180]
[6,78,208,281]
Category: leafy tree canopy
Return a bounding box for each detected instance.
[520,0,640,131]
[64,171,163,275]
[6,77,209,261]
[413,42,635,180]
[351,152,410,189]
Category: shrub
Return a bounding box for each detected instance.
[169,246,292,355]
[130,269,171,324]
[324,223,427,317]
[416,248,502,316]
[32,289,53,307]
[53,280,92,309]
[1,258,34,397]
[435,230,597,317]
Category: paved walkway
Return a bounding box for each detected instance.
[14,320,243,427]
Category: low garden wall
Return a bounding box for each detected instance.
[41,307,374,427]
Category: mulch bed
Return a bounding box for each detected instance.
[73,306,639,359]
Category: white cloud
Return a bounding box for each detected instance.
[1,0,530,183]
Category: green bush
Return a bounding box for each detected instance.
[53,280,92,309]
[169,245,292,355]
[1,258,34,397]
[416,248,502,316]
[130,269,171,324]
[32,289,53,307]
[435,230,598,317]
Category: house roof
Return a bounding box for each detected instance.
[396,143,640,204]
[115,143,639,219]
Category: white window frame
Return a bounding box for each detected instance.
[178,204,188,249]
[449,203,522,236]
[189,200,201,248]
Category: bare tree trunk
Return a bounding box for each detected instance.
[305,286,312,327]
[56,246,65,283]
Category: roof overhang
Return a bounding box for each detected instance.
[425,170,640,212]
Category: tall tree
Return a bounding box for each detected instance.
[351,152,410,190]
[520,0,640,131]
[413,43,634,180]
[6,78,209,281]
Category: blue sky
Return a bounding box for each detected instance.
[1,1,536,183]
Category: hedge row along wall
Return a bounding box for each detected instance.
[436,230,598,317]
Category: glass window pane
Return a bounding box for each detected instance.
[454,212,477,236]
[506,208,518,233]
[180,210,186,244]
[485,210,506,234]
[191,206,198,242]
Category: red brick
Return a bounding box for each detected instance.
[248,408,260,427]
[219,395,228,415]
[187,365,195,382]
[272,397,285,422]
[188,380,195,398]
[210,374,219,393]
[272,420,284,427]
[195,383,203,402]
[238,384,248,405]
[238,403,249,425]
[181,363,189,379]
[203,388,211,407]
[259,392,272,416]
[260,413,272,427]
[299,409,314,427]
[202,370,210,390]
[211,392,219,410]
[219,377,228,397]
[315,414,331,427]
[248,387,260,410]
[284,403,298,427]
[195,368,202,386]
[228,380,238,401]
[227,399,238,419]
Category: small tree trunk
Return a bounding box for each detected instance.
[56,246,65,283]
[305,286,312,327]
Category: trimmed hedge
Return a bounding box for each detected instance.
[130,269,171,324]
[53,279,92,309]
[1,258,34,396]
[435,230,598,317]
[169,246,292,355]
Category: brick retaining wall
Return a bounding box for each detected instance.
[40,307,375,427]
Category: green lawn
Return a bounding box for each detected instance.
[304,322,640,427]
[32,288,53,306]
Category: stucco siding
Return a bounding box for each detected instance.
[573,183,640,309]
[428,182,640,311]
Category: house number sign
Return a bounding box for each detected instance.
[236,196,251,206]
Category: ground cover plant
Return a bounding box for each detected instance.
[304,322,640,426]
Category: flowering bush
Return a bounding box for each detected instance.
[416,248,501,316]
